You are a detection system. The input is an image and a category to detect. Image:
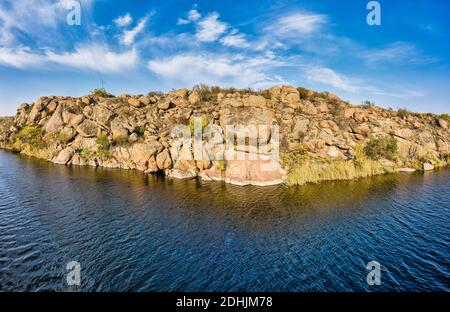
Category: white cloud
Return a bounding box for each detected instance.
[0,0,93,46]
[307,67,360,93]
[187,9,201,22]
[0,46,46,69]
[177,9,201,25]
[147,53,283,87]
[305,66,426,99]
[265,12,326,37]
[121,16,148,45]
[195,13,228,42]
[177,18,190,25]
[114,13,132,27]
[0,44,138,73]
[363,42,436,65]
[47,44,138,73]
[220,31,250,48]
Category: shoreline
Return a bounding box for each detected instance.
[1,146,447,187]
[0,86,448,186]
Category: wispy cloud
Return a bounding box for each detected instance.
[362,42,437,66]
[177,9,201,25]
[0,44,138,73]
[305,66,426,100]
[0,46,47,69]
[306,67,361,93]
[47,44,138,73]
[120,16,149,45]
[147,52,284,87]
[220,29,250,48]
[265,12,327,37]
[114,13,132,27]
[195,12,228,42]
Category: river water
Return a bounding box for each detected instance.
[0,150,448,291]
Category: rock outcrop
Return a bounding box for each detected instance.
[0,86,449,186]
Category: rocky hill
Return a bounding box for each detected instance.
[0,85,449,186]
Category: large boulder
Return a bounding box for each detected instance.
[200,155,286,186]
[394,128,415,140]
[128,98,142,108]
[220,107,275,146]
[59,126,77,143]
[300,100,318,115]
[92,105,113,125]
[130,141,164,170]
[269,86,282,99]
[28,102,46,124]
[62,111,85,127]
[220,97,243,108]
[81,96,93,105]
[243,95,266,108]
[437,118,448,129]
[169,159,198,178]
[280,85,300,107]
[44,104,64,133]
[146,156,159,173]
[423,163,434,171]
[156,149,173,170]
[139,96,151,106]
[437,138,448,152]
[76,120,98,138]
[46,100,58,113]
[158,99,172,110]
[188,91,201,105]
[111,119,129,142]
[53,147,75,165]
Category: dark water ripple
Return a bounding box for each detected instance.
[0,150,449,291]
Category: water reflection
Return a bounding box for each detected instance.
[0,150,449,291]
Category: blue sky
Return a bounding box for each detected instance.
[0,0,449,115]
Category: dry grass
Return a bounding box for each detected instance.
[286,158,392,186]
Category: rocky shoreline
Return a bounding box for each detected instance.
[0,85,449,186]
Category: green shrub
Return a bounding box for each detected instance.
[353,143,366,167]
[90,88,110,97]
[397,108,410,119]
[363,136,397,160]
[291,143,308,156]
[79,149,95,161]
[56,130,71,144]
[361,100,375,108]
[439,114,450,122]
[192,84,217,102]
[330,104,346,117]
[96,134,110,157]
[138,126,146,136]
[15,125,44,148]
[147,91,164,97]
[297,87,310,99]
[215,160,226,172]
[443,153,450,165]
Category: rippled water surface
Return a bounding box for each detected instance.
[0,150,449,291]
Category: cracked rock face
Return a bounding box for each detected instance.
[0,85,449,186]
